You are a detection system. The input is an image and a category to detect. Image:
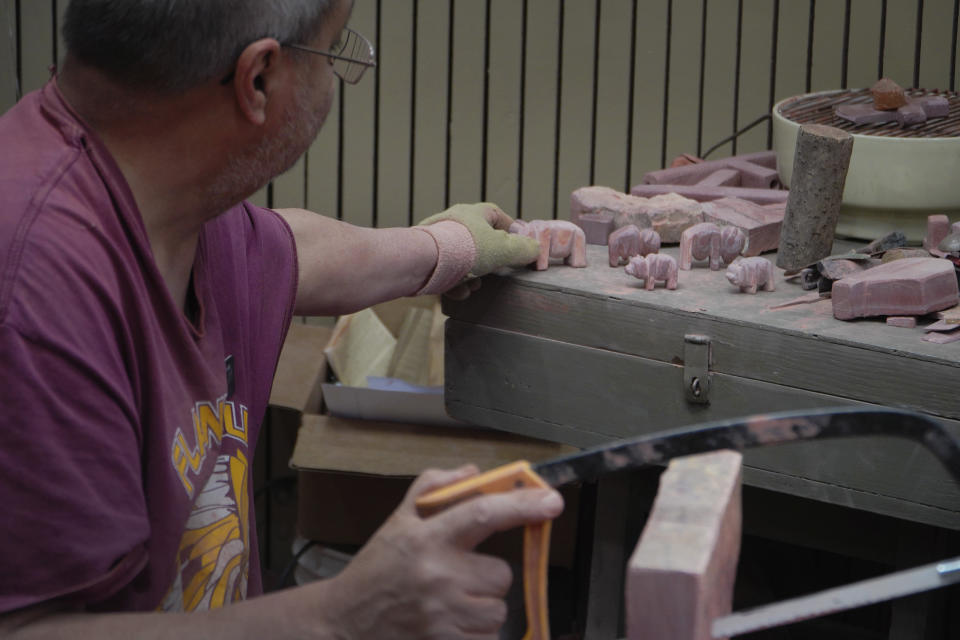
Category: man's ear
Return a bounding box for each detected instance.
[233,38,282,125]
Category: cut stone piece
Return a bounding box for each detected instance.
[923,214,951,252]
[626,451,742,640]
[860,231,908,255]
[832,257,960,320]
[835,103,898,125]
[630,183,789,206]
[883,247,932,263]
[570,186,648,226]
[871,77,908,110]
[917,95,950,118]
[897,102,927,126]
[698,168,741,188]
[934,304,960,324]
[922,327,960,344]
[575,211,615,245]
[886,316,917,328]
[701,197,784,257]
[923,319,959,333]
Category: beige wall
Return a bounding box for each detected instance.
[2,0,958,225]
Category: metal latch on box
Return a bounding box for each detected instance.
[684,334,711,404]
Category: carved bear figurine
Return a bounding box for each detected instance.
[725,256,775,294]
[625,253,679,290]
[608,225,661,267]
[510,219,587,271]
[679,223,746,271]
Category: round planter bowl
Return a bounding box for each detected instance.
[772,90,960,242]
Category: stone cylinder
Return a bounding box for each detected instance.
[776,124,854,272]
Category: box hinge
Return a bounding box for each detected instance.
[683,334,712,405]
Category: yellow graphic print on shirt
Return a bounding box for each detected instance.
[161,398,251,612]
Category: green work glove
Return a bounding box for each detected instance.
[418,203,540,277]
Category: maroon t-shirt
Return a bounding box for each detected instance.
[0,81,298,613]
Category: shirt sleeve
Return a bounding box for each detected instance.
[0,322,149,613]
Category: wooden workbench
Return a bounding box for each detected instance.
[442,242,960,638]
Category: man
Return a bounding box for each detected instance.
[0,0,563,637]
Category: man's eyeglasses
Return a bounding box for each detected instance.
[284,27,376,85]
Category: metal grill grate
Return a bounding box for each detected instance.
[778,88,960,138]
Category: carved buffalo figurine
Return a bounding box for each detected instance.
[679,222,746,270]
[625,253,678,290]
[510,219,587,271]
[725,256,775,293]
[608,225,660,267]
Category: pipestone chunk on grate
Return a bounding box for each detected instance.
[918,96,950,118]
[871,77,908,111]
[575,212,616,246]
[897,102,927,126]
[831,258,960,320]
[835,103,898,125]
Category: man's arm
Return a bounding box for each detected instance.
[276,208,439,317]
[1,467,564,640]
[276,203,540,316]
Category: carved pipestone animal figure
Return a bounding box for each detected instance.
[679,223,746,270]
[510,219,587,271]
[608,225,660,267]
[725,257,775,294]
[625,253,678,290]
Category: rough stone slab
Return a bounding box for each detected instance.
[570,186,649,226]
[934,304,960,324]
[701,198,784,257]
[832,258,960,320]
[571,187,704,243]
[630,183,789,206]
[626,451,742,640]
[886,316,918,328]
[641,151,777,188]
[777,125,854,271]
[923,319,959,333]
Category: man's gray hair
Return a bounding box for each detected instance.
[63,0,335,92]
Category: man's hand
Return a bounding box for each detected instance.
[414,203,540,297]
[323,465,564,640]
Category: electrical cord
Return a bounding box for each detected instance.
[275,539,320,591]
[701,114,772,160]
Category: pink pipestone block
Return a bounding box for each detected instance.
[575,211,616,245]
[924,214,951,252]
[832,258,960,320]
[918,95,950,118]
[886,316,918,328]
[897,102,927,126]
[701,197,784,257]
[697,168,741,188]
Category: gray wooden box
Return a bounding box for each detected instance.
[442,244,960,531]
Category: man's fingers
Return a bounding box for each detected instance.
[476,202,515,231]
[404,465,480,507]
[459,554,513,598]
[430,488,564,550]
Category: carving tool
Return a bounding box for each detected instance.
[415,407,960,640]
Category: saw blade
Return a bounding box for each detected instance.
[712,556,960,638]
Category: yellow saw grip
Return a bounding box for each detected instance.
[415,461,553,640]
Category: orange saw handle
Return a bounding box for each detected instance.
[415,460,553,640]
